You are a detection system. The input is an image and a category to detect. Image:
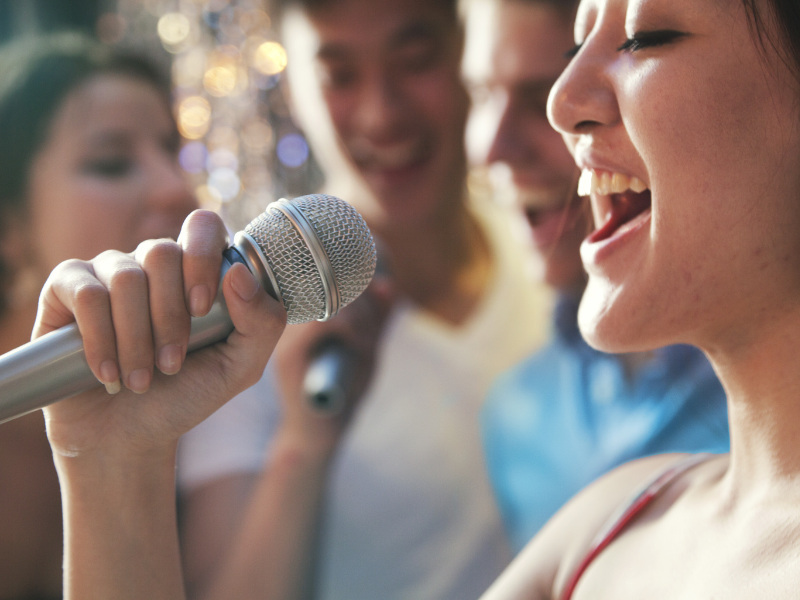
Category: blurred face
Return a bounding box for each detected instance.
[25,74,197,277]
[548,0,800,353]
[481,1,588,292]
[309,0,470,226]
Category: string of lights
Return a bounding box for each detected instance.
[105,0,323,228]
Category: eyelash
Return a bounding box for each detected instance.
[564,44,582,60]
[617,30,686,52]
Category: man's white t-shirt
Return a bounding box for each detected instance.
[178,196,552,600]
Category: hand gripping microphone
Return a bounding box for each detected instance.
[0,194,376,425]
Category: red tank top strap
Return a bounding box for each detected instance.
[560,453,714,600]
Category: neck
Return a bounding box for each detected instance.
[706,303,800,500]
[374,195,492,326]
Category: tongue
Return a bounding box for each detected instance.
[591,190,651,242]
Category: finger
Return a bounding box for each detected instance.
[134,239,190,376]
[216,263,286,394]
[34,258,121,393]
[92,251,154,394]
[178,210,228,318]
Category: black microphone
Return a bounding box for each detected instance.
[0,194,376,425]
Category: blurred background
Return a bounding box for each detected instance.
[0,0,324,228]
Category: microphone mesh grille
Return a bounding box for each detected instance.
[244,194,376,324]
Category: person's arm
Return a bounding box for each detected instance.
[39,210,286,600]
[181,277,392,600]
[478,453,686,600]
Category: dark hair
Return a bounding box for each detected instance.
[744,0,800,84]
[276,0,458,17]
[0,33,171,315]
[504,0,580,16]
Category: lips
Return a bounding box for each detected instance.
[349,136,432,173]
[589,189,652,243]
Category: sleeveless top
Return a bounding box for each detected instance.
[561,453,714,600]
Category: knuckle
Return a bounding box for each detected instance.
[185,208,223,229]
[73,281,109,311]
[95,249,126,264]
[140,239,182,270]
[110,265,147,291]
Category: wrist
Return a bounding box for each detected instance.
[53,440,178,498]
[269,428,340,473]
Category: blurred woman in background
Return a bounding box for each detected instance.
[0,33,196,599]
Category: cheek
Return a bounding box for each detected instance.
[625,57,785,258]
[30,175,144,271]
[322,89,357,140]
[408,71,469,135]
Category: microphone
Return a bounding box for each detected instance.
[304,339,359,416]
[0,194,376,425]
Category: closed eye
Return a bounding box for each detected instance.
[617,30,687,53]
[564,44,582,60]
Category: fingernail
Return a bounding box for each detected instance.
[104,380,121,395]
[230,266,259,302]
[158,344,183,375]
[189,285,211,317]
[128,368,151,394]
[99,359,119,384]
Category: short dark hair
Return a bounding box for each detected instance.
[502,0,579,17]
[0,33,170,314]
[277,0,458,18]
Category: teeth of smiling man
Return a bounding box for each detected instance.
[577,168,648,197]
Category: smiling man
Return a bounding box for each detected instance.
[467,0,731,553]
[177,1,550,599]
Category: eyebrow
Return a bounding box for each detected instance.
[83,130,134,149]
[389,21,442,50]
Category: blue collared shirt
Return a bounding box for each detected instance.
[481,296,730,553]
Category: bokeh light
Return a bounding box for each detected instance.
[241,119,273,153]
[207,148,239,172]
[109,0,323,228]
[208,167,241,201]
[276,133,309,168]
[254,41,287,75]
[179,141,208,174]
[158,13,191,46]
[172,48,207,88]
[196,183,223,212]
[177,96,212,139]
[204,64,236,96]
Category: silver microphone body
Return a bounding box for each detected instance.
[303,341,359,416]
[0,195,376,425]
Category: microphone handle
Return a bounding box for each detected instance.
[0,247,262,425]
[303,341,359,416]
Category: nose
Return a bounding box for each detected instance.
[547,39,620,138]
[353,74,406,142]
[486,95,527,167]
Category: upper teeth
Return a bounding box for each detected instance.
[577,169,647,197]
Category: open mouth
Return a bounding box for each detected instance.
[578,169,652,243]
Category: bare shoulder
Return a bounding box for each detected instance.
[479,453,690,600]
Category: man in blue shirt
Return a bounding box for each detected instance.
[469,0,730,553]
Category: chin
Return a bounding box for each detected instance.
[577,276,665,354]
